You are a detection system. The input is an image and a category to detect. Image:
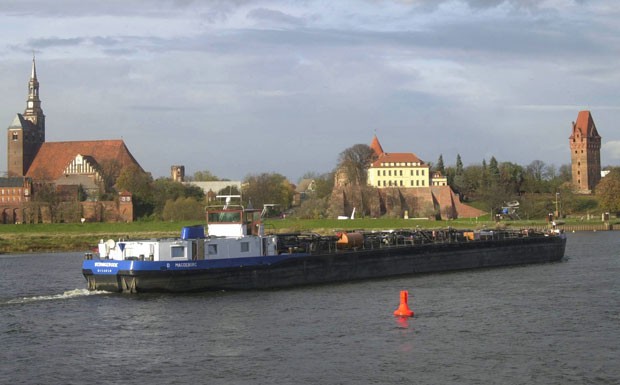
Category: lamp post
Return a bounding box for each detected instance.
[555,192,560,218]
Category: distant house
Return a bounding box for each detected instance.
[0,177,32,224]
[293,178,316,206]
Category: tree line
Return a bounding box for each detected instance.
[34,145,613,222]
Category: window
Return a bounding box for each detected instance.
[12,132,18,141]
[241,242,249,252]
[208,211,241,223]
[399,170,403,176]
[171,246,185,258]
[208,244,218,255]
[377,170,380,176]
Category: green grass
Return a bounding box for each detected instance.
[0,221,199,254]
[0,216,615,254]
[0,221,200,235]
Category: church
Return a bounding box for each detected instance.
[1,58,143,224]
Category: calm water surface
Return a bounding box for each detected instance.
[1,232,618,384]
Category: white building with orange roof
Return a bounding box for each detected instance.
[367,135,443,189]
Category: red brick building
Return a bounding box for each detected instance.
[2,58,143,223]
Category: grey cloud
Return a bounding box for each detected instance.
[246,8,306,27]
[27,37,85,49]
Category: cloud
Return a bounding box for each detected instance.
[246,8,306,27]
[1,0,619,181]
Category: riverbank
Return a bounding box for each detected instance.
[0,218,615,253]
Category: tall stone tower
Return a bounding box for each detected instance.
[7,57,46,177]
[171,165,185,182]
[569,110,601,193]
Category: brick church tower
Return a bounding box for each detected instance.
[7,57,46,177]
[569,110,601,194]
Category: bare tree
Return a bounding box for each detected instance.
[337,144,377,186]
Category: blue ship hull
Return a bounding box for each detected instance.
[83,235,566,293]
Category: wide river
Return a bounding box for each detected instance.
[1,231,618,384]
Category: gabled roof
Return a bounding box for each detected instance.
[570,110,600,139]
[368,134,424,167]
[26,140,143,180]
[371,152,424,167]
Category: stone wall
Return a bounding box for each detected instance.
[329,185,485,219]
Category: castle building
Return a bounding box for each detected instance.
[367,135,444,188]
[334,134,484,219]
[569,110,601,194]
[2,58,143,223]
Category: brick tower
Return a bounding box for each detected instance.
[569,110,601,194]
[7,57,46,177]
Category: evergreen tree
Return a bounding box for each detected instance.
[481,159,488,188]
[456,154,463,176]
[488,156,500,185]
[436,154,445,174]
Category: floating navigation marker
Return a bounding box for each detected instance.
[393,290,414,317]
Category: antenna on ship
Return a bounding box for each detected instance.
[216,194,242,209]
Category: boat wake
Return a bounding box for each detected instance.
[4,289,107,305]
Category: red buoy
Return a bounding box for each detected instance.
[393,290,414,317]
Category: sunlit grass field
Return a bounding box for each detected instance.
[0,214,614,253]
[0,216,545,253]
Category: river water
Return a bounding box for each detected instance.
[1,231,618,384]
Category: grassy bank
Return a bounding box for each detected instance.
[0,217,529,253]
[0,221,196,253]
[0,216,614,253]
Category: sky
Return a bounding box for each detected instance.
[1,0,619,183]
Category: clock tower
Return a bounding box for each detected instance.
[7,57,46,177]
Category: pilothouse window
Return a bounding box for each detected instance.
[208,211,241,223]
[171,246,185,258]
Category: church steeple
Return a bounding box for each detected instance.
[23,56,44,130]
[7,57,46,177]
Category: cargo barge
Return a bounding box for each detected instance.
[82,205,567,293]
